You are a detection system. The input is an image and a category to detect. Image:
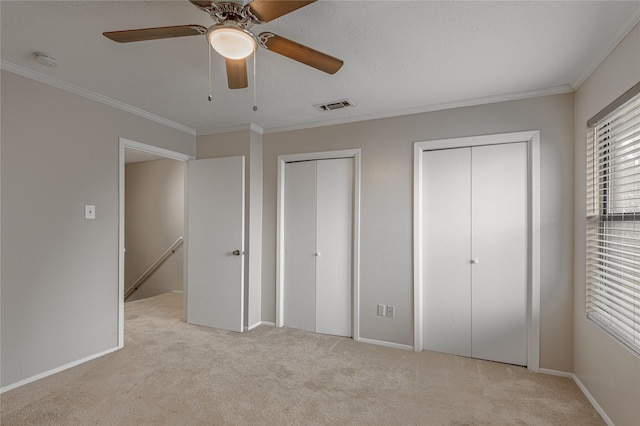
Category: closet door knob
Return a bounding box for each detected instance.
[232,250,243,256]
[314,252,321,257]
[471,258,479,264]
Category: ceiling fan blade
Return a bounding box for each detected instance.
[225,58,249,89]
[103,25,207,43]
[189,1,213,12]
[259,33,343,74]
[249,0,316,22]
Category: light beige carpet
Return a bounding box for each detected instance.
[1,293,604,425]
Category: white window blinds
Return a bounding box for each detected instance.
[586,86,640,355]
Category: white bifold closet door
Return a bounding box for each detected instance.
[284,158,353,337]
[422,143,527,366]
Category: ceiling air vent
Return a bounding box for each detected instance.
[314,98,355,112]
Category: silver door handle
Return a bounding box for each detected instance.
[232,250,243,256]
[314,252,321,257]
[471,258,479,264]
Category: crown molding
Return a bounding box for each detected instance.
[0,60,196,136]
[571,4,640,90]
[262,84,574,135]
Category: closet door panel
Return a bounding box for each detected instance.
[316,158,353,337]
[422,148,472,357]
[471,143,528,365]
[283,161,317,332]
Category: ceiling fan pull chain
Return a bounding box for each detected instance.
[208,42,213,102]
[252,47,258,112]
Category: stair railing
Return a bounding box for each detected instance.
[124,236,184,301]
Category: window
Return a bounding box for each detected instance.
[586,84,640,355]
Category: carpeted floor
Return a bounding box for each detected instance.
[1,293,604,425]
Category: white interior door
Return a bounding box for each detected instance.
[422,143,528,365]
[283,158,353,337]
[316,158,353,336]
[283,161,317,333]
[186,156,245,332]
[422,148,472,356]
[471,143,527,365]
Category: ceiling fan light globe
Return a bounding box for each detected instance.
[208,27,256,60]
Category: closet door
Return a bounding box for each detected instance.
[422,148,472,356]
[283,158,353,337]
[316,158,353,336]
[422,143,528,365]
[283,161,317,333]
[471,143,527,365]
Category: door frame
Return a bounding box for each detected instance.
[276,149,362,341]
[118,138,194,348]
[413,131,540,371]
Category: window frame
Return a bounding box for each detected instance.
[586,84,640,356]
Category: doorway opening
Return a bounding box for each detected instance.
[118,138,194,348]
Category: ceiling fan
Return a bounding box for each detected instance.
[103,0,344,90]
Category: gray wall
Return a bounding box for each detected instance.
[573,22,640,426]
[1,70,195,388]
[125,159,185,302]
[262,93,575,372]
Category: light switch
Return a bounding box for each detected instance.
[85,205,96,219]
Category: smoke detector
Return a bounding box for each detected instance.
[34,52,59,67]
[314,98,355,112]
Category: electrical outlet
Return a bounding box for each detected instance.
[386,305,396,318]
[377,304,386,316]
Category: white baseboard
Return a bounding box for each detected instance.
[538,368,573,378]
[539,369,613,426]
[171,290,184,294]
[243,321,275,331]
[245,321,262,331]
[571,374,615,426]
[358,337,414,351]
[0,345,121,394]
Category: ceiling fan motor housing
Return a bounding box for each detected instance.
[200,1,263,28]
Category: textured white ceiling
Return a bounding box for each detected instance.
[2,1,640,135]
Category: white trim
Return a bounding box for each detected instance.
[358,337,414,352]
[261,321,276,327]
[244,321,262,331]
[538,368,573,378]
[276,149,361,342]
[528,132,541,372]
[0,346,119,394]
[413,131,541,372]
[121,139,194,162]
[413,143,424,353]
[539,369,613,425]
[0,60,196,136]
[263,86,573,135]
[572,374,615,426]
[118,138,194,347]
[571,4,640,90]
